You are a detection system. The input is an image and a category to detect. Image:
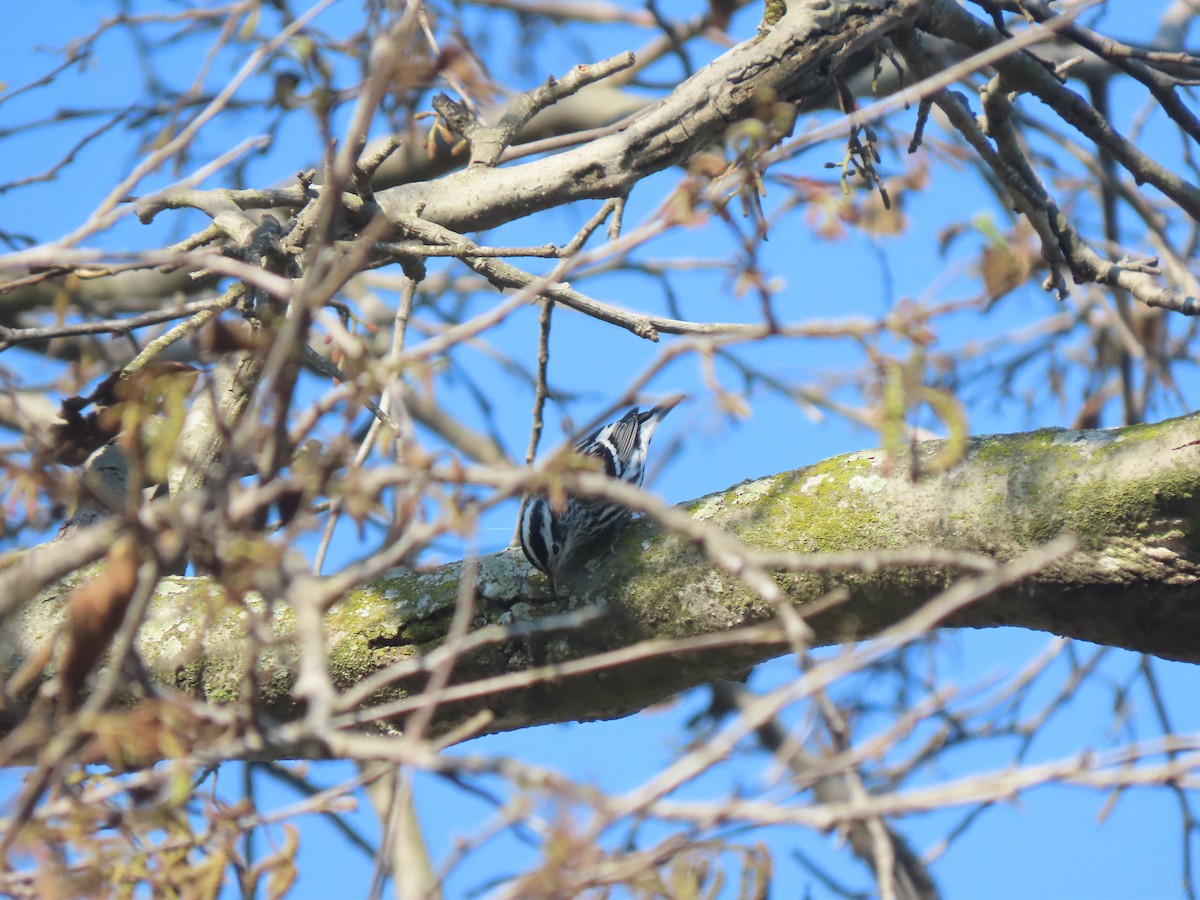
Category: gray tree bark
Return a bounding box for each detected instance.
[8,411,1199,752]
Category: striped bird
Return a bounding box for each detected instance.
[519,395,683,595]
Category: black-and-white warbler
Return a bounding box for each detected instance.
[519,395,683,593]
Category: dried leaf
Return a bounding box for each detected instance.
[60,536,142,701]
[708,0,736,30]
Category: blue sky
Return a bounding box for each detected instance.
[3,1,1198,897]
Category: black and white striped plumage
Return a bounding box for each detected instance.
[519,395,682,593]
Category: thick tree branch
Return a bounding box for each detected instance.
[6,411,1200,757]
[374,0,923,232]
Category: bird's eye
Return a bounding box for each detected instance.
[552,543,560,554]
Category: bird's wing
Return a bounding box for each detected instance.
[577,409,641,475]
[603,409,642,465]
